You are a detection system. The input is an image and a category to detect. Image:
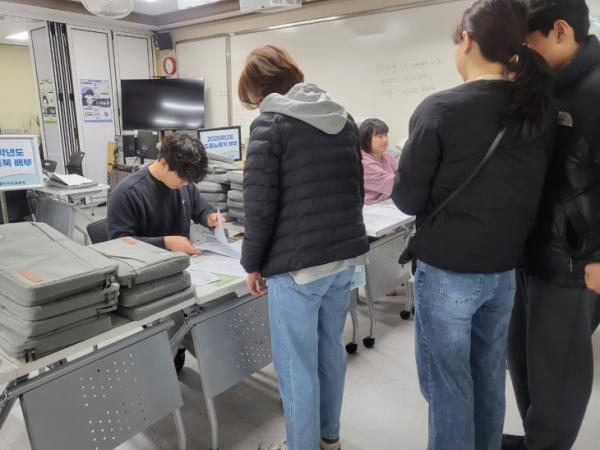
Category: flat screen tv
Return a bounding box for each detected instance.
[121,78,205,131]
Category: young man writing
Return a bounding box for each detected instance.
[107,133,221,250]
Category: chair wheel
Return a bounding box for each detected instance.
[400,310,412,320]
[174,348,186,374]
[363,336,375,348]
[345,343,358,354]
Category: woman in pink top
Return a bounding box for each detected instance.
[360,118,399,204]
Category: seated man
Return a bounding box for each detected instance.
[107,133,221,371]
[107,132,220,250]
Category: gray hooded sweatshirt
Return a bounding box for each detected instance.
[260,83,349,135]
[259,82,365,284]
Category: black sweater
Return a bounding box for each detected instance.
[106,166,213,248]
[393,80,550,273]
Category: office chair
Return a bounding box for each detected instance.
[86,218,109,244]
[42,159,57,172]
[66,152,85,176]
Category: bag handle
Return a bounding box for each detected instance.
[420,127,507,228]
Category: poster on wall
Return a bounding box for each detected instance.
[0,136,44,191]
[39,79,57,124]
[80,79,113,123]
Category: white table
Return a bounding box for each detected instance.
[362,199,413,238]
[29,183,109,243]
[349,200,416,349]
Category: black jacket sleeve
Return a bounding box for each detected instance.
[106,188,165,248]
[241,114,282,274]
[392,99,442,216]
[190,185,214,227]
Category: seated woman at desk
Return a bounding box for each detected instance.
[360,118,398,204]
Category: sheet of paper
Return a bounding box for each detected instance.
[214,223,229,245]
[196,241,240,258]
[189,254,247,278]
[186,268,220,286]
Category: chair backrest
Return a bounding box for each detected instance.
[42,159,57,172]
[86,218,109,244]
[66,152,85,176]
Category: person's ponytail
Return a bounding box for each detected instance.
[503,44,554,141]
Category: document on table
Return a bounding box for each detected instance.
[363,200,413,236]
[196,237,242,259]
[195,213,242,258]
[186,267,220,286]
[189,254,247,278]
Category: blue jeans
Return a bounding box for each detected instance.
[414,260,516,450]
[267,267,354,450]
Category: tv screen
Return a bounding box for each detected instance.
[121,78,205,131]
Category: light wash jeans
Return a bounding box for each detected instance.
[414,260,516,450]
[267,267,354,450]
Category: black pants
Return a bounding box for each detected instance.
[507,271,600,450]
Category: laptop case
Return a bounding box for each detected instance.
[119,272,191,307]
[0,222,117,305]
[117,286,195,321]
[90,238,190,288]
[0,315,112,360]
[0,283,119,321]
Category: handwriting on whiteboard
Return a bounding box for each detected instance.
[376,58,447,98]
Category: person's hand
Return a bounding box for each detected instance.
[164,236,200,255]
[207,212,226,228]
[247,271,266,297]
[585,263,600,294]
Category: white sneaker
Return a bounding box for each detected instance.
[321,439,341,450]
[258,441,287,450]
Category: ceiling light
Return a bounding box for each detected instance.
[178,0,221,9]
[6,31,29,41]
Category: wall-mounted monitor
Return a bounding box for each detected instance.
[121,78,205,131]
[198,126,242,161]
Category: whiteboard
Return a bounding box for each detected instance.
[177,36,229,129]
[230,0,468,148]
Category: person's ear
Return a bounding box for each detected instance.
[553,19,572,44]
[461,31,474,54]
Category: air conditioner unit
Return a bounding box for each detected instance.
[239,0,302,14]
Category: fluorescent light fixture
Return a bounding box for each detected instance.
[6,31,29,41]
[162,101,204,112]
[267,16,341,31]
[178,0,221,9]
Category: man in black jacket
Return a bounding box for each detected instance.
[504,1,600,449]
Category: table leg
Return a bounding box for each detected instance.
[191,327,219,450]
[173,408,187,450]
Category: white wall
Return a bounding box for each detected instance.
[0,44,39,132]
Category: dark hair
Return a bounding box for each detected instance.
[455,0,553,140]
[528,0,590,43]
[359,119,390,153]
[158,133,208,184]
[238,45,305,108]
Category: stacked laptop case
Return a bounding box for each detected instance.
[90,237,195,321]
[0,222,118,360]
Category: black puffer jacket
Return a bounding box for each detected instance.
[241,84,369,277]
[525,36,600,287]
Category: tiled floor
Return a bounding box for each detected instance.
[2,294,600,450]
